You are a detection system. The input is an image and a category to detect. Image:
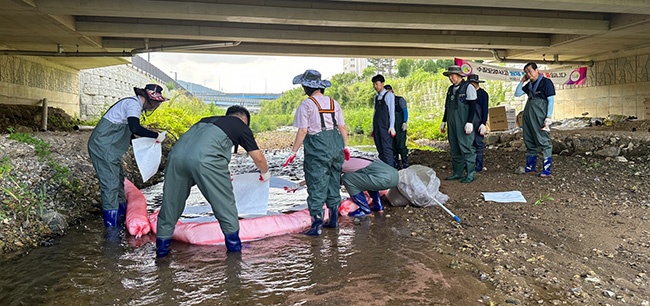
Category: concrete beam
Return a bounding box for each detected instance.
[77,21,549,50]
[36,0,609,35]
[102,39,494,59]
[331,0,650,15]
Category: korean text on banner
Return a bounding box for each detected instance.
[454,58,587,85]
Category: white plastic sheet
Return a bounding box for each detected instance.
[233,173,270,217]
[131,136,162,182]
[481,191,527,203]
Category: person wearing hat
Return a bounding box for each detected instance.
[466,74,489,172]
[440,66,478,183]
[515,62,556,177]
[88,84,168,236]
[384,84,409,169]
[283,69,348,236]
[155,105,270,257]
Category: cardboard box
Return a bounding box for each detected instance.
[487,106,508,131]
[487,106,517,131]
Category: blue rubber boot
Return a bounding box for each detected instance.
[305,213,324,236]
[475,155,484,172]
[525,155,538,173]
[117,202,127,226]
[540,157,552,177]
[323,205,339,228]
[102,209,120,241]
[368,191,384,212]
[156,237,172,258]
[224,230,242,253]
[348,193,372,217]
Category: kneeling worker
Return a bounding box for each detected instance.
[156,106,270,258]
[286,156,398,218]
[343,157,399,217]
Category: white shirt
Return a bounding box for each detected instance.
[103,96,143,124]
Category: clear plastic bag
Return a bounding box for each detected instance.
[397,165,449,208]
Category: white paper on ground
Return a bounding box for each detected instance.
[132,137,162,182]
[481,191,527,203]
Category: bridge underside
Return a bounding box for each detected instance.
[2,0,650,69]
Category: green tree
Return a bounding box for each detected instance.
[361,66,377,79]
[367,58,394,76]
[396,59,414,77]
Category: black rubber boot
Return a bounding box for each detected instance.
[348,192,372,217]
[305,213,324,236]
[368,191,384,211]
[156,237,172,258]
[323,205,339,228]
[224,230,242,252]
[117,201,127,227]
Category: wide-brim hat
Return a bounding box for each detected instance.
[292,69,331,89]
[134,84,168,102]
[442,65,464,77]
[467,74,485,83]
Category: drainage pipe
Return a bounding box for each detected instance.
[40,98,48,132]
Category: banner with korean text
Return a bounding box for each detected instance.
[454,58,587,85]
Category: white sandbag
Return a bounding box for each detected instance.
[397,165,449,208]
[131,136,162,182]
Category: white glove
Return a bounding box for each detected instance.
[155,131,166,143]
[259,171,271,182]
[464,123,473,135]
[388,127,396,137]
[401,122,407,131]
[440,122,446,134]
[541,118,552,132]
[478,124,487,136]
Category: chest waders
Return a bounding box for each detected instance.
[88,117,131,231]
[343,159,399,217]
[373,93,395,167]
[392,96,408,169]
[303,97,345,235]
[444,82,476,183]
[472,91,486,172]
[523,91,552,176]
[156,122,242,256]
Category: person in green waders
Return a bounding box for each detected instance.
[515,62,556,177]
[88,84,167,238]
[283,69,349,236]
[440,66,478,183]
[155,106,270,257]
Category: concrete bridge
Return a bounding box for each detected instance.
[1,0,650,119]
[195,93,282,112]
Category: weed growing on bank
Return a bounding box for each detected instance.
[0,129,82,228]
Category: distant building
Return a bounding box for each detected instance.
[343,58,368,75]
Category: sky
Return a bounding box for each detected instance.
[146,53,346,94]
